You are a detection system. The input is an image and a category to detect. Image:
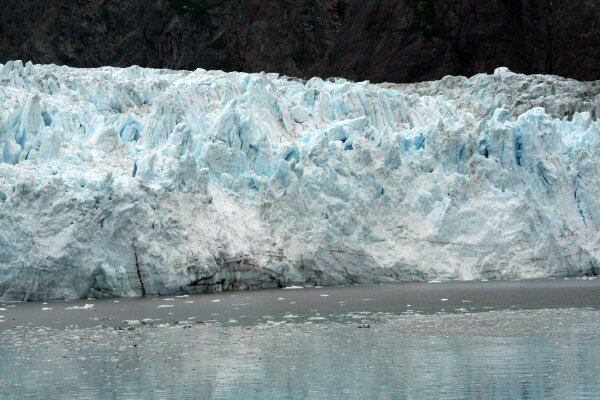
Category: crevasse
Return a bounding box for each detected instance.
[0,61,598,300]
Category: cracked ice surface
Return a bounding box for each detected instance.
[0,61,599,300]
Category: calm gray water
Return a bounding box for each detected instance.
[1,279,599,399]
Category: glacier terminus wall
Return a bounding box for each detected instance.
[0,61,599,300]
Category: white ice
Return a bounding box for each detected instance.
[0,61,598,300]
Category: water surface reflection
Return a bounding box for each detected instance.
[1,308,599,399]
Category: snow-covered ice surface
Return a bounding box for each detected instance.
[0,61,599,300]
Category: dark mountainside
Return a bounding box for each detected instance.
[0,0,598,83]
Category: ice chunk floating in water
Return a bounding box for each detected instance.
[0,61,599,300]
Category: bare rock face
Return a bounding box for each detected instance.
[0,0,598,83]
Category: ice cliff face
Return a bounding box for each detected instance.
[0,61,599,300]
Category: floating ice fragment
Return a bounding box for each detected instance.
[65,304,94,310]
[157,305,174,308]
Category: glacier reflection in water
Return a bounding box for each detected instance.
[1,308,599,399]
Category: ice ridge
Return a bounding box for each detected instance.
[0,61,599,300]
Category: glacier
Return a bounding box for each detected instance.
[0,61,599,300]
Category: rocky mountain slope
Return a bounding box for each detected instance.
[0,0,598,83]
